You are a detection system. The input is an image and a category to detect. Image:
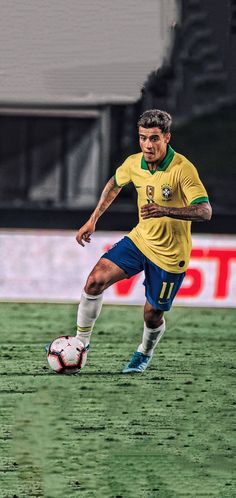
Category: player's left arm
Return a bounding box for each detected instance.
[141,201,212,221]
[142,161,212,222]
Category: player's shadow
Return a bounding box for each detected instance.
[0,371,125,377]
[80,371,124,377]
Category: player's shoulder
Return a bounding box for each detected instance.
[173,151,198,174]
[118,152,142,171]
[123,152,143,165]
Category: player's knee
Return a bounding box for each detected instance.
[85,271,107,295]
[144,308,164,328]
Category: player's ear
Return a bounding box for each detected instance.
[165,132,171,144]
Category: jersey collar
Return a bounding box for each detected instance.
[141,145,175,173]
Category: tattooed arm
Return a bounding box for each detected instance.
[141,201,212,222]
[76,177,122,246]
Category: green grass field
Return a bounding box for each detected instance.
[0,303,235,498]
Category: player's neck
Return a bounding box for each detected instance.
[147,162,159,171]
[147,147,168,171]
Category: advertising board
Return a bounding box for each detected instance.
[0,230,235,307]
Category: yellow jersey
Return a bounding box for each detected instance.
[114,145,209,273]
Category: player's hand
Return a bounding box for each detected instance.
[141,203,167,219]
[76,220,96,247]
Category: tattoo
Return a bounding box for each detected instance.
[90,177,121,222]
[165,202,212,221]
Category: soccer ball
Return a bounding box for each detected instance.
[47,336,88,374]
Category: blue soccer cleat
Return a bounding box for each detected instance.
[122,351,151,373]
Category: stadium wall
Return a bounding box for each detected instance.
[0,230,235,308]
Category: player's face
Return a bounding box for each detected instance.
[139,127,171,164]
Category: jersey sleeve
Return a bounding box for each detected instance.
[180,162,209,205]
[114,157,132,187]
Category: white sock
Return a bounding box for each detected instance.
[76,290,103,347]
[137,318,166,356]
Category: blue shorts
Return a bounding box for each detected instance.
[102,236,185,311]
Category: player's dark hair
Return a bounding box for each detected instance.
[137,109,172,133]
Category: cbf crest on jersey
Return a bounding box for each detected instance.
[146,185,155,203]
[161,184,172,201]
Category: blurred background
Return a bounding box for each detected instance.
[0,0,236,306]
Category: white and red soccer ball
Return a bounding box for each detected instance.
[47,336,87,374]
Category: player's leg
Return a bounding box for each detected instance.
[123,259,185,373]
[77,236,143,348]
[76,257,127,347]
[123,300,166,373]
[138,300,166,355]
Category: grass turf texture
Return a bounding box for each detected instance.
[0,303,235,498]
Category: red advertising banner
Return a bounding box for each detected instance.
[0,230,235,307]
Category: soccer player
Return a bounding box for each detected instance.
[75,109,212,373]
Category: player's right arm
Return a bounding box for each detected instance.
[76,176,122,247]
